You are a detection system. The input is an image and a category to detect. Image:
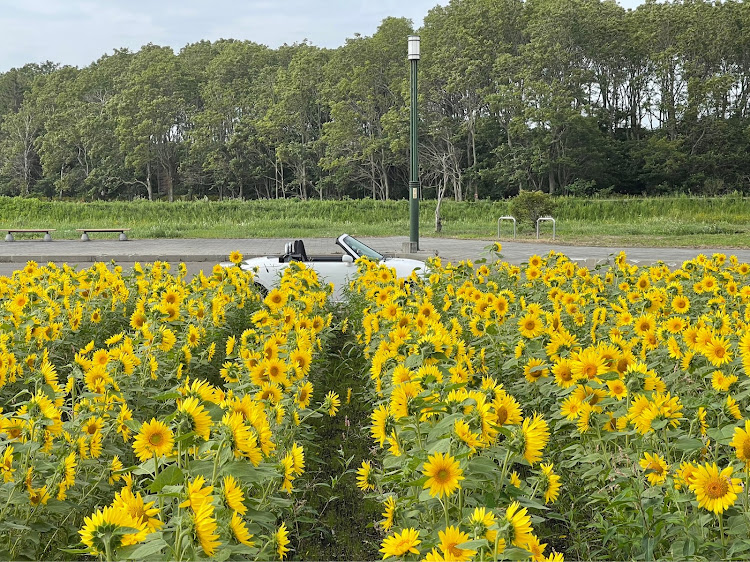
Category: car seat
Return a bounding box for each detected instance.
[281,240,308,262]
[292,240,308,261]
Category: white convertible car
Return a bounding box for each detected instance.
[223,234,425,301]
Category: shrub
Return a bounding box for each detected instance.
[509,190,557,228]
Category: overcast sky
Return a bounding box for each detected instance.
[0,0,644,73]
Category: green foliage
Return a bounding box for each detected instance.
[0,2,749,199]
[4,196,750,248]
[509,190,558,228]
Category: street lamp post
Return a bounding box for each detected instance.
[407,35,420,253]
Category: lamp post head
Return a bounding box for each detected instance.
[408,35,420,60]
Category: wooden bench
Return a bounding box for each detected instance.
[4,228,56,242]
[76,228,130,241]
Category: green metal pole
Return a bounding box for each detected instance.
[408,36,420,252]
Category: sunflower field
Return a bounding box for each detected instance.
[0,257,339,561]
[3,245,750,561]
[343,246,750,561]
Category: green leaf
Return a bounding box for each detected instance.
[427,438,451,454]
[119,538,168,559]
[58,547,93,555]
[149,464,184,493]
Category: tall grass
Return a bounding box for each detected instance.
[2,195,750,247]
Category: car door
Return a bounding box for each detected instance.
[310,259,357,301]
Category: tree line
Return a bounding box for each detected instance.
[1,0,749,202]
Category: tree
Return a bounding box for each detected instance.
[321,17,412,200]
[260,45,329,200]
[113,45,191,201]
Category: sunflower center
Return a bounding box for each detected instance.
[650,462,664,475]
[743,440,750,460]
[705,476,729,499]
[446,542,461,556]
[436,468,449,482]
[149,433,163,446]
[496,406,508,425]
[583,364,597,378]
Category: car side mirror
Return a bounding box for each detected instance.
[342,255,354,265]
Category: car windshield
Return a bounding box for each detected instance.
[343,235,383,260]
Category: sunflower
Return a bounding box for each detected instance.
[422,452,464,498]
[79,505,148,556]
[639,452,669,485]
[275,522,291,559]
[551,358,575,388]
[158,328,177,352]
[222,412,262,465]
[112,487,163,532]
[82,416,104,436]
[356,460,375,491]
[193,500,221,556]
[606,379,628,400]
[524,358,549,383]
[177,397,212,441]
[711,370,737,392]
[290,347,312,376]
[290,443,305,475]
[324,391,341,417]
[255,382,283,404]
[469,507,497,543]
[381,495,397,531]
[454,419,482,452]
[730,420,750,464]
[521,413,550,465]
[560,396,584,420]
[525,534,548,562]
[674,461,699,490]
[703,335,732,367]
[180,475,214,511]
[56,452,77,500]
[1,446,14,482]
[264,289,288,312]
[229,511,254,546]
[438,525,476,562]
[380,528,421,559]
[229,251,244,265]
[280,453,295,493]
[505,501,533,548]
[570,347,607,381]
[132,418,174,462]
[690,462,742,514]
[116,404,133,442]
[726,395,743,420]
[222,475,247,514]
[492,391,523,426]
[518,313,544,339]
[633,314,656,336]
[540,463,561,504]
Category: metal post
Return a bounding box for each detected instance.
[408,35,420,253]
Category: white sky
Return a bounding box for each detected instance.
[0,0,645,73]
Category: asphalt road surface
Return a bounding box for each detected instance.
[1,235,749,278]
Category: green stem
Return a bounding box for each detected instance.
[104,535,114,562]
[154,454,164,518]
[440,494,450,528]
[211,440,226,485]
[499,449,512,488]
[718,512,726,553]
[414,414,424,452]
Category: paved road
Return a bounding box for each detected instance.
[0,235,748,276]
